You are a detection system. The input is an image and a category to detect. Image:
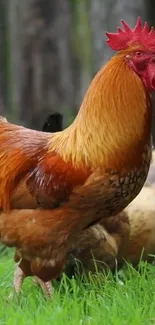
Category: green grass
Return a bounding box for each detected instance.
[0,255,155,325]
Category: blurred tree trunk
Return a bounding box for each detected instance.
[89,0,145,73]
[8,0,21,120]
[8,0,94,129]
[0,1,8,255]
[71,0,93,114]
[9,0,76,129]
[0,0,8,114]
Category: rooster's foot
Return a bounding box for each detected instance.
[8,266,25,300]
[33,277,53,298]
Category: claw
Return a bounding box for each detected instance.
[33,277,53,298]
[8,266,25,300]
[8,265,53,300]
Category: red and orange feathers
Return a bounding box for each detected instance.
[0,18,154,293]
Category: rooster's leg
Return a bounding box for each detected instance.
[8,266,25,299]
[33,277,53,298]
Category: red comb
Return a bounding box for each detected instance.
[106,17,155,51]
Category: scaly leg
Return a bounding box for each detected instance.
[8,266,25,299]
[33,277,53,298]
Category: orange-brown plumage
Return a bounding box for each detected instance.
[0,120,91,211]
[0,18,155,297]
[64,173,155,277]
[0,122,48,211]
[27,153,91,203]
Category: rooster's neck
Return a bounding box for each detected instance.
[49,54,152,170]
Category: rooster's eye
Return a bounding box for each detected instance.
[135,51,144,57]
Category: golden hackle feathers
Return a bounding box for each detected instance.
[48,49,150,170]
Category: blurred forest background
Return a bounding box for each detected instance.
[0,0,155,129]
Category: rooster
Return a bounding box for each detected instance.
[0,17,155,298]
